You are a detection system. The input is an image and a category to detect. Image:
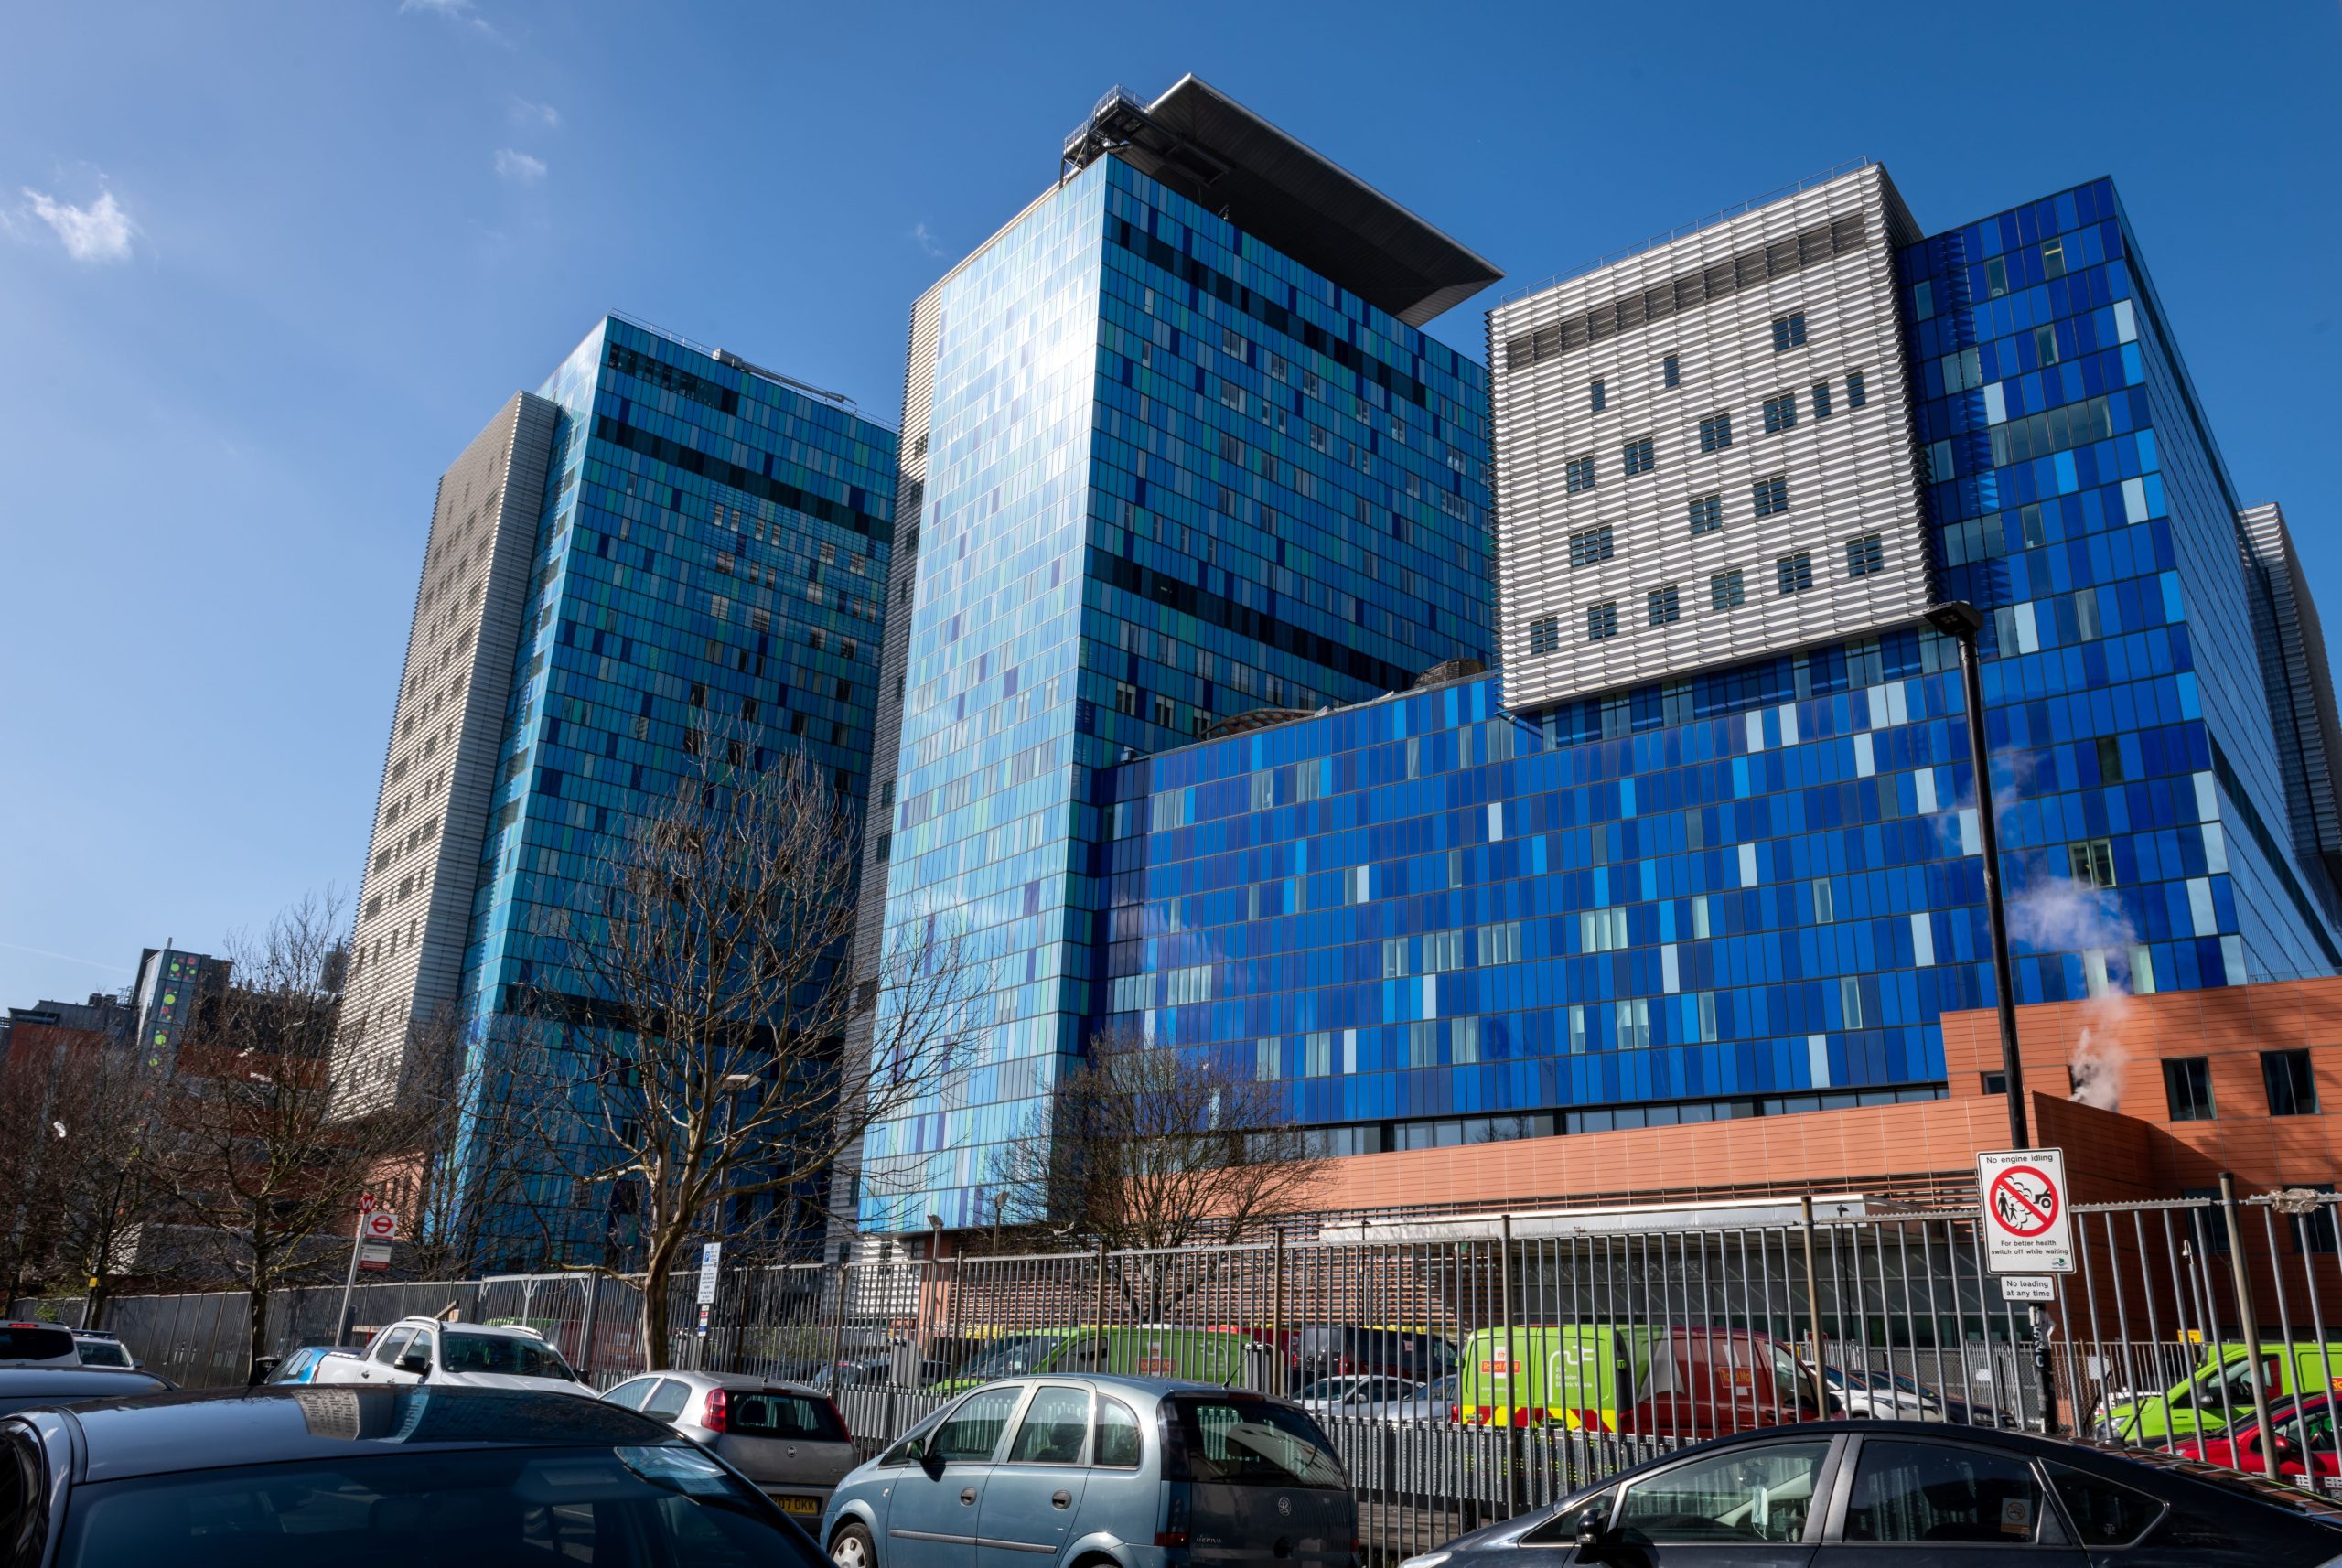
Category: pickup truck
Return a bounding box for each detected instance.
[309,1316,593,1396]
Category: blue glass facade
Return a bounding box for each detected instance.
[861,153,1494,1228]
[460,317,897,1247]
[914,177,2339,1194]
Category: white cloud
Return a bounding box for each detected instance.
[400,0,498,38]
[494,148,547,183]
[510,97,560,130]
[910,221,944,258]
[21,188,134,263]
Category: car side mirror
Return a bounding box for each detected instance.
[1574,1507,1612,1561]
[248,1357,279,1387]
[395,1352,431,1376]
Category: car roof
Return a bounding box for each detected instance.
[47,1386,680,1483]
[0,1368,167,1395]
[397,1318,541,1338]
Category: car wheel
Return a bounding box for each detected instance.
[831,1521,876,1568]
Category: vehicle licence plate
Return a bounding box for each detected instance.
[777,1496,821,1516]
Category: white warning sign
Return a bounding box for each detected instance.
[1977,1148,2074,1274]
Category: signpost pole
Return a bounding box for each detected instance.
[333,1194,376,1349]
[2219,1171,2275,1466]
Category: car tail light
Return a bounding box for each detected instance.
[1156,1483,1191,1548]
[704,1387,728,1434]
[1448,1402,1460,1423]
[825,1398,850,1441]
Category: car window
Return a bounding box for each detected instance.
[642,1380,692,1422]
[54,1444,827,1567]
[404,1331,435,1366]
[2043,1461,2165,1546]
[1845,1439,2044,1543]
[1615,1441,1829,1545]
[728,1392,845,1442]
[1169,1397,1346,1489]
[934,1386,1023,1463]
[0,1326,76,1364]
[371,1328,414,1366]
[74,1342,133,1369]
[442,1331,574,1380]
[603,1378,659,1411]
[1006,1386,1090,1465]
[1094,1397,1142,1469]
[881,1409,947,1467]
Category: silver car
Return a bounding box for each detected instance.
[819,1374,1354,1568]
[603,1369,856,1524]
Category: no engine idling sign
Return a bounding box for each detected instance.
[1976,1148,2074,1274]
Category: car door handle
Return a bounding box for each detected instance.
[960,1487,978,1506]
[1050,1491,1071,1510]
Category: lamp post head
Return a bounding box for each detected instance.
[1927,600,1985,639]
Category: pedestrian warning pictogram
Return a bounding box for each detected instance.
[1976,1149,2074,1274]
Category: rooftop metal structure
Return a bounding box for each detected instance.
[1063,77,1502,328]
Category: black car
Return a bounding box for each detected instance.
[1295,1325,1456,1389]
[1403,1418,2342,1567]
[0,1367,172,1417]
[0,1384,830,1565]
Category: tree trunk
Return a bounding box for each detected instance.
[641,1234,680,1371]
[246,1244,271,1384]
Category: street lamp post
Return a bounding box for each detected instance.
[1927,601,2030,1151]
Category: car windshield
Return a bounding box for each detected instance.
[75,1341,134,1368]
[0,1326,75,1363]
[1170,1397,1347,1489]
[57,1444,823,1566]
[442,1331,574,1380]
[1297,1379,1360,1401]
[727,1391,846,1442]
[962,1334,1062,1380]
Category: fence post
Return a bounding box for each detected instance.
[1800,1195,1824,1393]
[2220,1172,2273,1466]
[578,1271,603,1383]
[827,1247,853,1384]
[1091,1243,1109,1334]
[1500,1212,1524,1520]
[1271,1229,1285,1396]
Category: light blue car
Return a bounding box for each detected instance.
[820,1373,1355,1568]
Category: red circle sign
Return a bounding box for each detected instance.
[1988,1166,2059,1238]
[366,1212,395,1240]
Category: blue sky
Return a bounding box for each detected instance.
[3,0,2337,1006]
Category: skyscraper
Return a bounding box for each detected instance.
[851,80,1501,1230]
[338,316,897,1254]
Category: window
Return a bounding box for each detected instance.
[2045,1462,2163,1547]
[1764,393,1799,434]
[1662,352,1681,387]
[1845,1439,2046,1543]
[1688,493,1723,535]
[371,1327,414,1366]
[1569,526,1616,568]
[2095,736,2124,783]
[1006,1386,1092,1465]
[1811,381,1832,419]
[1753,474,1789,517]
[1616,1442,1831,1546]
[1587,601,1619,641]
[2068,838,2116,888]
[1845,533,1885,577]
[1566,455,1596,493]
[933,1386,1024,1463]
[1777,553,1812,595]
[1622,435,1656,476]
[1985,255,2009,298]
[1649,585,1681,626]
[642,1379,692,1422]
[1812,878,1834,922]
[1846,370,1867,407]
[1711,570,1745,611]
[2264,1049,2319,1116]
[1094,1396,1143,1467]
[1771,312,1808,353]
[2034,323,2060,366]
[1589,378,1606,412]
[2041,235,2069,281]
[1528,616,1560,656]
[1699,412,1733,452]
[2164,1057,2216,1122]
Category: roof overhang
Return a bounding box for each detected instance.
[1080,76,1501,328]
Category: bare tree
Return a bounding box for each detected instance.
[993,1023,1327,1316]
[539,746,980,1369]
[155,894,439,1374]
[0,1025,171,1315]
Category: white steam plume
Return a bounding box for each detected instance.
[2007,875,2138,1112]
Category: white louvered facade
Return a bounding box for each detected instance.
[1491,165,1928,712]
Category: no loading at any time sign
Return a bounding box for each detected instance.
[1977,1148,2074,1274]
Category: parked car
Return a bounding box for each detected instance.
[0,1366,172,1417]
[1295,1325,1456,1388]
[1400,1417,2342,1567]
[308,1316,593,1394]
[937,1326,1274,1391]
[1456,1324,1832,1434]
[603,1369,856,1521]
[1299,1374,1426,1421]
[252,1343,366,1385]
[67,1331,134,1369]
[0,1384,829,1565]
[0,1324,81,1369]
[1813,1363,2012,1426]
[2175,1391,2342,1477]
[2102,1338,2342,1445]
[822,1374,1352,1568]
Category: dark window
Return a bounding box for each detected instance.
[1986,255,2010,297]
[1711,570,1745,612]
[2264,1049,2319,1116]
[1846,533,1885,577]
[689,682,706,707]
[1771,312,1808,353]
[1764,392,1799,434]
[1617,1442,1831,1545]
[2044,1462,2163,1546]
[1700,413,1733,452]
[2041,235,2068,280]
[1166,1397,1345,1489]
[934,1386,1023,1463]
[1688,493,1724,535]
[1777,553,1813,595]
[1006,1386,1092,1465]
[1590,378,1606,412]
[1649,585,1681,626]
[1845,1438,2046,1543]
[2068,838,2116,887]
[1662,353,1681,388]
[1569,526,1616,567]
[1527,616,1560,656]
[1753,474,1789,517]
[1846,370,1867,407]
[1812,380,1833,419]
[1587,601,1619,641]
[1094,1396,1143,1467]
[1622,435,1656,476]
[2035,324,2060,366]
[1982,1071,2007,1097]
[1566,456,1596,493]
[2095,736,2124,783]
[2165,1057,2216,1122]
